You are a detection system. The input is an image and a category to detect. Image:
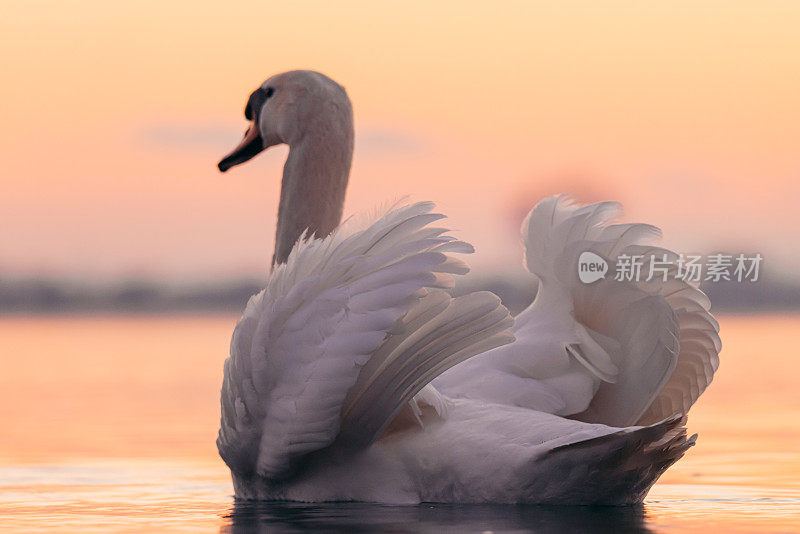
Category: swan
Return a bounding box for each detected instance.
[215,70,720,504]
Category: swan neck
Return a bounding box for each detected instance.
[272,129,353,266]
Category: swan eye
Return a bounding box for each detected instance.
[265,86,275,98]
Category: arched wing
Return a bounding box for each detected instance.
[218,201,512,478]
[438,196,720,428]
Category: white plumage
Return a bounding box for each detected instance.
[216,70,720,504]
[437,195,719,430]
[218,201,512,480]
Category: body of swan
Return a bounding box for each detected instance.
[216,70,720,504]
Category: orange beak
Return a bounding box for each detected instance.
[218,122,264,172]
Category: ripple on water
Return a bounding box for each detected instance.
[1,462,799,533]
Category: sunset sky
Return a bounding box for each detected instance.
[2,1,799,283]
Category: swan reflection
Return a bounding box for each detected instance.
[221,500,652,533]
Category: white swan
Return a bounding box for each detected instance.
[216,70,720,504]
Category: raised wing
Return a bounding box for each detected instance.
[217,201,513,479]
[438,195,720,428]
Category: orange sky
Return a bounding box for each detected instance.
[2,1,799,282]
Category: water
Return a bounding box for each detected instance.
[1,315,798,532]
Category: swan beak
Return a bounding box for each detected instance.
[218,123,264,172]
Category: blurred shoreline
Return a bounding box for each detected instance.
[2,272,798,315]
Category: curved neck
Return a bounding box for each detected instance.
[272,127,353,266]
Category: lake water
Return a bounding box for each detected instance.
[0,314,798,532]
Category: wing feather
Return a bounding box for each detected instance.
[440,195,720,428]
[217,201,512,478]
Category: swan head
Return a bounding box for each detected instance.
[218,70,353,172]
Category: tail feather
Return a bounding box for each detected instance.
[524,416,694,504]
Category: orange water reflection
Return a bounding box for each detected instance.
[0,314,798,531]
[0,315,236,463]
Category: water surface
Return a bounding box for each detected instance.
[1,315,798,532]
